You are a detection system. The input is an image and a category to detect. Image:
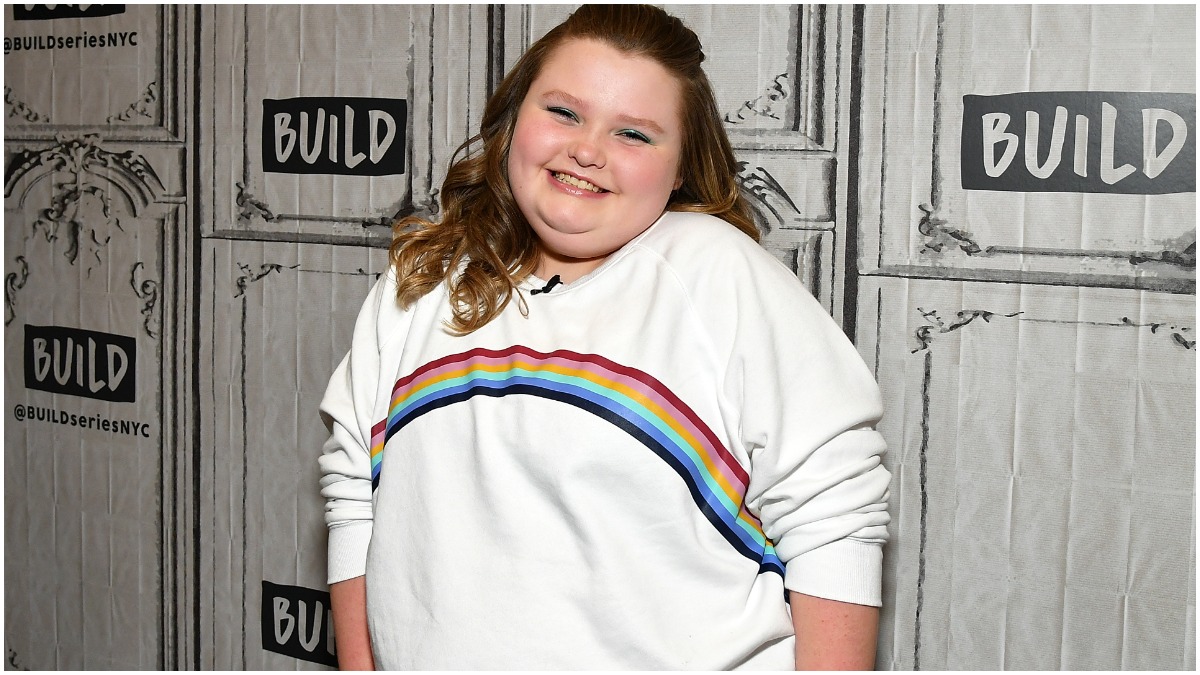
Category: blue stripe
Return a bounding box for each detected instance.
[377,377,784,577]
[388,375,761,549]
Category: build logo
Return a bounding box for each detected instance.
[962,91,1196,194]
[24,325,136,403]
[261,581,337,667]
[12,4,125,20]
[263,97,408,176]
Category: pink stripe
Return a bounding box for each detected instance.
[388,347,748,492]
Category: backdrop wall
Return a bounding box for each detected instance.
[4,4,1195,670]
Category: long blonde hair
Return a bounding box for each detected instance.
[390,4,757,334]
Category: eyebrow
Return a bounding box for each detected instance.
[541,89,668,136]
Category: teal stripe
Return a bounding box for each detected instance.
[391,367,766,546]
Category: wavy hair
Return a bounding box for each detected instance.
[390,4,757,334]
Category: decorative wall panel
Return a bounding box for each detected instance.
[859,4,1195,293]
[4,138,174,669]
[861,276,1195,670]
[4,5,184,141]
[198,240,389,669]
[4,4,190,668]
[200,5,491,246]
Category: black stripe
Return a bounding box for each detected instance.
[377,383,783,576]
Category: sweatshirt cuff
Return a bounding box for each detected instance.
[783,539,883,607]
[327,520,373,584]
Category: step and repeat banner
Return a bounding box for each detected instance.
[4,4,1194,670]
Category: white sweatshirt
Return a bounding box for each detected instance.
[319,211,891,669]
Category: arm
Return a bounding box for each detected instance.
[331,576,375,670]
[679,228,890,667]
[791,592,879,670]
[320,272,401,670]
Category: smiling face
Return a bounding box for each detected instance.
[507,39,684,282]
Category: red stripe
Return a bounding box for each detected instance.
[387,346,750,486]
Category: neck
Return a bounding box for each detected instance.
[535,252,607,285]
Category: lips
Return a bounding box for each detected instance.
[552,171,607,193]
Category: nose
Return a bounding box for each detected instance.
[567,130,605,168]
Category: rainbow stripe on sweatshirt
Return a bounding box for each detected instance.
[370,346,784,576]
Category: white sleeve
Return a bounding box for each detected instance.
[318,269,400,584]
[700,248,891,607]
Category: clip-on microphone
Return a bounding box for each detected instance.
[531,274,563,295]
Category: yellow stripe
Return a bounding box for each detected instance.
[393,359,750,518]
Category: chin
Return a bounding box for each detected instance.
[533,223,594,247]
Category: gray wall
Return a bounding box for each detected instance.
[4,4,1194,670]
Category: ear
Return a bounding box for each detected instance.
[672,175,683,191]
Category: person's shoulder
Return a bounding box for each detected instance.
[358,265,435,350]
[633,211,837,336]
[637,210,772,269]
[639,210,756,247]
[635,210,797,288]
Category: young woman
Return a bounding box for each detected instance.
[319,5,890,669]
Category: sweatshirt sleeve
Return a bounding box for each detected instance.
[731,262,890,607]
[675,223,891,607]
[318,269,399,585]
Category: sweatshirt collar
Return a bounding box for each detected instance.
[522,210,670,295]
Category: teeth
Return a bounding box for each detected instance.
[554,172,603,193]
